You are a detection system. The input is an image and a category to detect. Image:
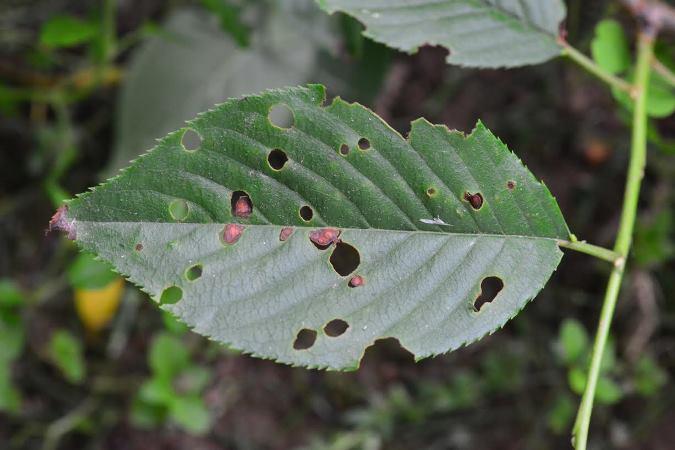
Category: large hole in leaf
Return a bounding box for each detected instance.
[473,276,504,312]
[324,319,349,337]
[181,129,201,151]
[300,205,313,222]
[231,191,252,218]
[268,104,294,129]
[329,242,360,276]
[160,286,183,305]
[293,328,317,350]
[185,264,203,281]
[268,149,288,170]
[464,192,484,210]
[169,199,189,221]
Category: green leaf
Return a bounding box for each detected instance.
[0,365,22,414]
[316,0,566,68]
[633,354,667,397]
[613,71,675,118]
[48,330,86,384]
[591,20,630,75]
[64,84,570,370]
[138,377,174,405]
[634,210,674,267]
[40,15,99,48]
[595,376,622,405]
[67,252,118,290]
[0,279,24,309]
[169,395,211,434]
[559,318,588,365]
[149,332,190,378]
[547,393,574,434]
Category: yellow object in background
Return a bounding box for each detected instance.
[74,277,124,334]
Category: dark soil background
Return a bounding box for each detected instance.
[1,1,674,449]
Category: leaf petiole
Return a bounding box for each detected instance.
[557,240,621,264]
[560,42,635,97]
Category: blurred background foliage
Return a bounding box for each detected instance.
[0,0,674,449]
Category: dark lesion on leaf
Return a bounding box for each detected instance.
[135,243,143,251]
[279,227,294,241]
[464,191,484,210]
[426,187,437,197]
[473,276,504,312]
[339,144,350,156]
[231,191,253,218]
[324,319,349,337]
[299,205,313,222]
[358,137,370,150]
[330,242,360,276]
[349,275,364,288]
[267,148,288,170]
[309,228,341,250]
[507,180,516,190]
[293,328,317,350]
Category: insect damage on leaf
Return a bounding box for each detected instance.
[57,84,571,370]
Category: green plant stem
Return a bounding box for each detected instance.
[572,32,654,450]
[561,43,634,96]
[557,240,621,264]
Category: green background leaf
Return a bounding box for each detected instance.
[316,0,567,68]
[591,20,630,75]
[40,15,98,48]
[66,84,569,370]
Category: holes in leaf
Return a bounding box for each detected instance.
[300,205,313,222]
[185,264,203,281]
[426,187,436,197]
[279,227,294,241]
[221,223,244,245]
[339,144,350,156]
[324,319,349,337]
[464,192,484,210]
[169,199,189,221]
[507,180,516,190]
[135,243,143,252]
[473,276,504,312]
[268,104,294,129]
[293,328,317,350]
[358,138,370,150]
[181,129,201,151]
[268,149,288,170]
[330,242,360,276]
[160,286,183,305]
[231,191,253,218]
[349,275,364,288]
[310,228,340,250]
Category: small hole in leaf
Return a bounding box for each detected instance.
[330,242,360,276]
[339,144,350,156]
[279,227,294,241]
[324,319,349,337]
[473,276,504,312]
[310,228,340,250]
[349,275,364,288]
[426,187,436,197]
[268,149,288,170]
[231,191,253,218]
[293,328,317,350]
[169,199,189,221]
[300,205,313,221]
[160,286,183,305]
[268,104,294,129]
[135,243,143,251]
[358,138,370,150]
[185,264,203,281]
[181,129,201,151]
[221,223,244,245]
[464,192,484,210]
[507,180,516,190]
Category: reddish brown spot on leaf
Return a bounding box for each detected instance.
[279,227,294,241]
[222,223,244,245]
[135,243,143,251]
[348,275,364,288]
[231,191,253,218]
[507,180,516,190]
[48,205,76,240]
[309,228,340,249]
[464,192,484,210]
